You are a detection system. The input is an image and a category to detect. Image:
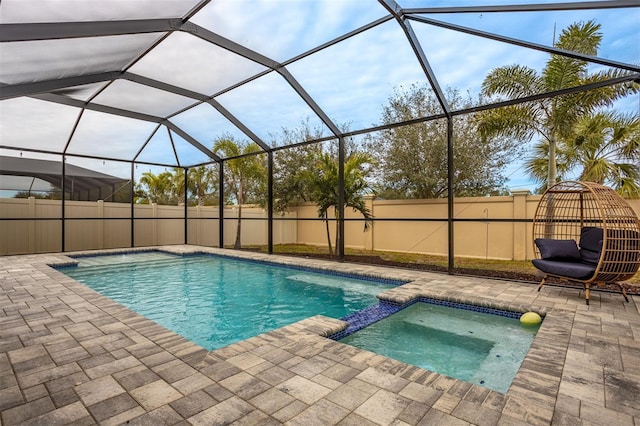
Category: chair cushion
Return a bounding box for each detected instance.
[534,238,581,261]
[578,227,603,265]
[532,259,596,280]
[579,227,603,252]
[580,248,601,266]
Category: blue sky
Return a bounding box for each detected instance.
[1,0,638,194]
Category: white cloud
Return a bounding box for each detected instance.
[190,0,388,61]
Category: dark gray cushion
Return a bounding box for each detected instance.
[580,248,601,266]
[579,227,603,252]
[532,259,596,280]
[578,227,603,265]
[534,238,581,261]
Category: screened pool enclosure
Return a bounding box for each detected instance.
[1,0,639,270]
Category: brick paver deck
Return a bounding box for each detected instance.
[1,246,639,425]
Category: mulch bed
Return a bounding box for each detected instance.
[267,251,640,296]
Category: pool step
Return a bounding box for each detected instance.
[62,253,213,275]
[73,251,176,267]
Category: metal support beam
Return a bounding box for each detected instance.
[30,92,218,163]
[380,0,456,269]
[164,121,219,162]
[277,68,342,137]
[178,23,280,69]
[61,157,66,252]
[338,136,345,261]
[408,15,640,73]
[378,0,451,114]
[178,23,336,147]
[167,127,181,167]
[178,22,345,142]
[204,99,271,152]
[184,168,189,245]
[120,77,262,159]
[283,15,394,66]
[218,162,225,248]
[133,125,162,163]
[33,92,162,122]
[0,19,179,42]
[447,119,454,274]
[130,162,135,248]
[0,72,121,100]
[268,152,274,254]
[3,144,181,170]
[123,74,272,153]
[123,72,209,101]
[405,0,637,14]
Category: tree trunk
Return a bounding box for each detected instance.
[547,137,557,190]
[334,207,341,258]
[234,181,243,249]
[545,136,558,238]
[234,203,242,249]
[324,215,333,256]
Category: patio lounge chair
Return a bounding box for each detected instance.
[532,181,640,305]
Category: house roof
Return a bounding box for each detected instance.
[0,155,127,195]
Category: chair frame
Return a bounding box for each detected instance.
[532,181,640,304]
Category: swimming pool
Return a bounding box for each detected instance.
[59,251,399,350]
[338,301,540,393]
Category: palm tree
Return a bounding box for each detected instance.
[307,151,375,256]
[188,166,215,206]
[568,112,639,197]
[171,168,186,205]
[479,20,637,191]
[138,170,174,204]
[213,137,266,249]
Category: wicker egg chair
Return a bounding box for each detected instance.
[532,181,640,304]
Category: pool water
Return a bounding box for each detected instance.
[59,251,396,350]
[339,302,540,393]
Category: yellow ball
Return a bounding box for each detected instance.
[520,312,542,325]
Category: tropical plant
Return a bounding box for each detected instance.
[307,150,375,256]
[187,165,216,206]
[171,168,187,205]
[569,112,639,197]
[213,136,266,249]
[270,119,326,212]
[137,170,175,204]
[479,20,638,192]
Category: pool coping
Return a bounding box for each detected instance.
[2,245,639,425]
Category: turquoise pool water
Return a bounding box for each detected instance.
[59,251,396,350]
[339,302,540,393]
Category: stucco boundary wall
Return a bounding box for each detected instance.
[2,193,639,259]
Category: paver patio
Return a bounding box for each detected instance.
[1,246,639,425]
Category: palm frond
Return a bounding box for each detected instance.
[476,104,538,140]
[543,20,602,91]
[481,65,541,98]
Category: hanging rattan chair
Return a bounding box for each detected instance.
[532,181,640,304]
